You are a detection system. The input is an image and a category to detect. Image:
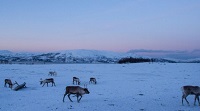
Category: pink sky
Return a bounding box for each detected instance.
[0,1,199,52]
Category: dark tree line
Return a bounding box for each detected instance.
[118,57,177,64]
[118,57,153,63]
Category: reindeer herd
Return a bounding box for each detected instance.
[4,71,97,103]
[3,71,200,106]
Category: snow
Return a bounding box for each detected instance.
[57,49,137,58]
[0,50,13,56]
[0,63,200,111]
[0,49,139,64]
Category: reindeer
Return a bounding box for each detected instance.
[48,71,57,76]
[73,77,80,85]
[89,77,97,84]
[63,86,90,103]
[40,78,56,87]
[181,85,200,106]
[4,79,18,89]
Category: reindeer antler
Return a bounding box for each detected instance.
[84,84,88,88]
[15,81,19,86]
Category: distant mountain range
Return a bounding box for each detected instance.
[128,49,200,61]
[0,49,200,64]
[0,49,138,64]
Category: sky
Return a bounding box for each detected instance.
[0,0,200,53]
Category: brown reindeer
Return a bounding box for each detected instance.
[89,77,97,84]
[40,78,56,87]
[4,79,18,89]
[73,77,80,85]
[48,71,57,76]
[63,86,90,102]
[181,85,200,106]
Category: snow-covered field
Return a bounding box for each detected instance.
[0,63,199,111]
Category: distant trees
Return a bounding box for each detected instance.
[0,60,9,64]
[118,57,177,64]
[118,57,152,64]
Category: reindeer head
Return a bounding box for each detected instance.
[83,84,89,94]
[83,88,90,94]
[40,78,43,85]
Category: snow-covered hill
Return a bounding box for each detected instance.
[128,49,200,60]
[0,50,13,55]
[0,49,199,64]
[0,50,138,64]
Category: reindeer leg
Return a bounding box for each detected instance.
[78,95,82,102]
[197,95,200,106]
[10,84,13,89]
[182,95,184,105]
[77,94,80,102]
[68,94,73,102]
[185,97,190,106]
[53,82,56,86]
[182,95,190,105]
[42,83,45,87]
[63,93,67,102]
[194,95,197,106]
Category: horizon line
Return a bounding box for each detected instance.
[0,48,200,53]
